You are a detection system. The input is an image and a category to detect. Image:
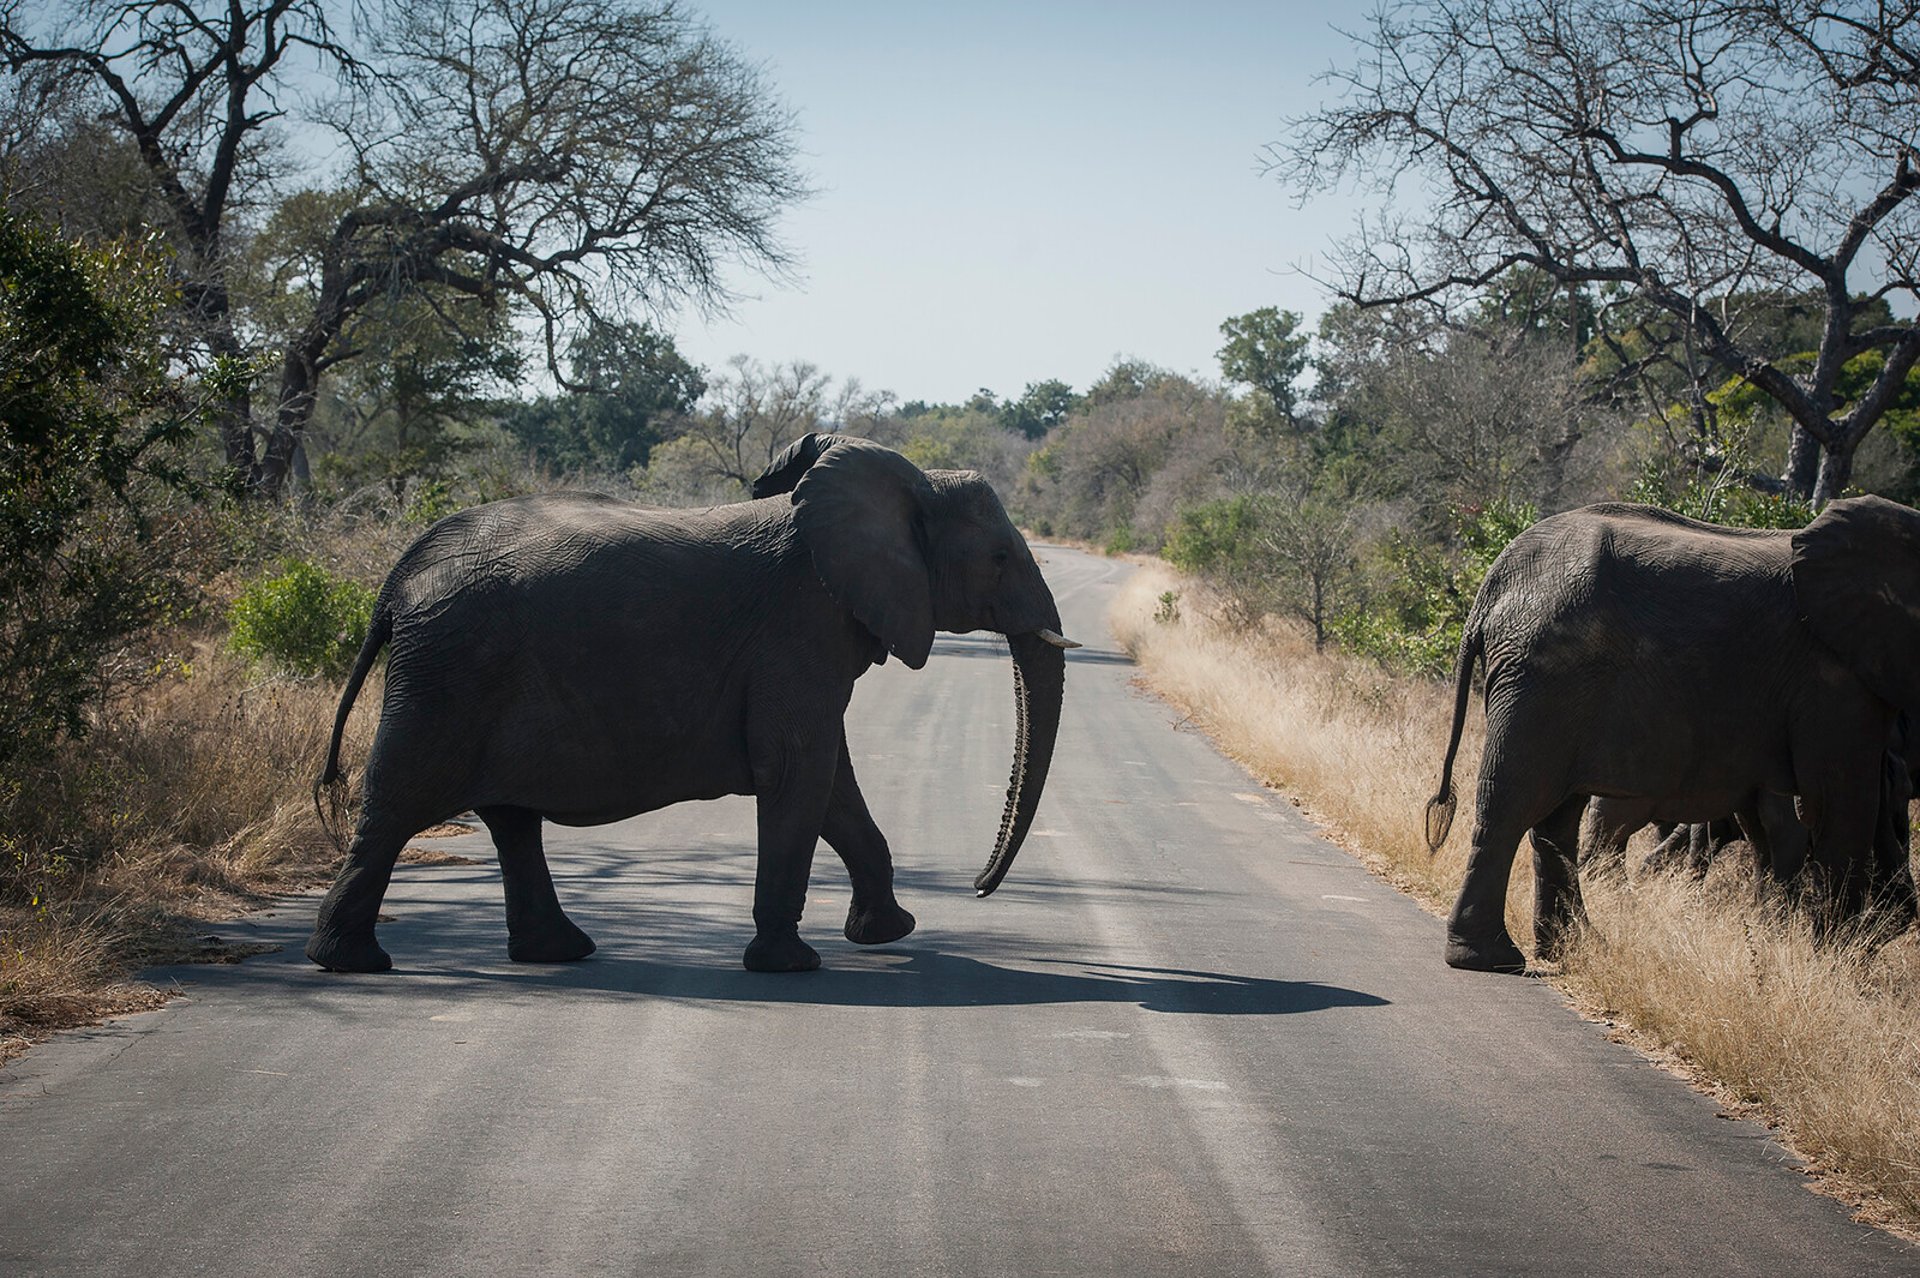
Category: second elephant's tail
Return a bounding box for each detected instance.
[1426,621,1482,853]
[312,588,394,850]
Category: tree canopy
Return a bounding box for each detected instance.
[4,0,808,494]
[1273,0,1920,504]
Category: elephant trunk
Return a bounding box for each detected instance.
[973,629,1066,896]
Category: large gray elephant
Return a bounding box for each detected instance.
[305,433,1077,975]
[1425,496,1920,974]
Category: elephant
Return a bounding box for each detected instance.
[304,433,1079,975]
[1424,496,1920,974]
[1586,717,1917,921]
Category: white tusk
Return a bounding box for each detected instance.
[1036,628,1082,650]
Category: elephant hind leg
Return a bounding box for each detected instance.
[479,805,595,964]
[306,811,412,972]
[1445,812,1534,975]
[1531,795,1590,962]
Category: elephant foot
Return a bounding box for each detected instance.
[743,931,821,973]
[845,900,916,946]
[1443,930,1528,975]
[508,918,596,963]
[305,929,393,973]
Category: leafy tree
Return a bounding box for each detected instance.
[1018,369,1230,547]
[1275,0,1920,504]
[1218,307,1310,428]
[998,379,1081,440]
[0,208,195,770]
[5,0,807,495]
[1309,304,1605,521]
[1331,500,1537,677]
[505,321,705,473]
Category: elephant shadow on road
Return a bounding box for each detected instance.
[194,845,1389,1017]
[323,934,1390,1015]
[499,948,1392,1015]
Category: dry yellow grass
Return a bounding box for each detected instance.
[0,638,379,1059]
[1111,562,1920,1231]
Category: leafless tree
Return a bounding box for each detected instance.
[662,357,892,495]
[1273,0,1920,504]
[4,0,807,494]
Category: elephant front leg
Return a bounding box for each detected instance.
[823,734,916,947]
[478,805,595,963]
[743,744,838,973]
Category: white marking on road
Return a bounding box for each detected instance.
[1321,894,1368,903]
[1053,1029,1132,1041]
[429,1012,473,1022]
[1006,1077,1045,1088]
[1125,1076,1229,1092]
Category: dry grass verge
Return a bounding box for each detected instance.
[0,640,375,1061]
[0,504,420,1061]
[1111,562,1920,1233]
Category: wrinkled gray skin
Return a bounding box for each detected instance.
[1426,497,1920,974]
[306,434,1068,975]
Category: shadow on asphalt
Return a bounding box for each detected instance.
[158,839,1389,1019]
[387,948,1389,1015]
[188,943,1388,1017]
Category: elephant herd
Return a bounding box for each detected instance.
[1425,498,1920,973]
[300,430,1920,980]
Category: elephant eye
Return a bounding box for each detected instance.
[991,549,1011,567]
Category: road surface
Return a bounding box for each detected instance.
[4,543,1916,1276]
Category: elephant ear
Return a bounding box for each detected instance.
[752,433,843,499]
[788,437,937,670]
[1791,494,1920,712]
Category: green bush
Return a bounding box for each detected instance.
[1626,461,1815,529]
[1332,499,1536,677]
[228,559,376,678]
[1162,495,1259,578]
[0,209,197,773]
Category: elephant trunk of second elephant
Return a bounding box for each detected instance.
[974,630,1066,896]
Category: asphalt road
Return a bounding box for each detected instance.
[4,543,1917,1277]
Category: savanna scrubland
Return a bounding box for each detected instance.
[5,0,1920,1235]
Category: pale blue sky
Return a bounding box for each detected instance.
[672,2,1365,405]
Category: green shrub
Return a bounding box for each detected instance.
[1332,498,1536,677]
[1162,495,1259,579]
[228,559,376,678]
[0,210,203,771]
[1627,461,1815,530]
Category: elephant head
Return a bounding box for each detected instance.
[754,433,1074,896]
[1790,494,1920,713]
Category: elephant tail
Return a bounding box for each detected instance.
[312,592,393,851]
[1425,620,1481,853]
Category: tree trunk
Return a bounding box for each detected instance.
[259,346,324,498]
[1811,435,1857,508]
[1783,424,1821,502]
